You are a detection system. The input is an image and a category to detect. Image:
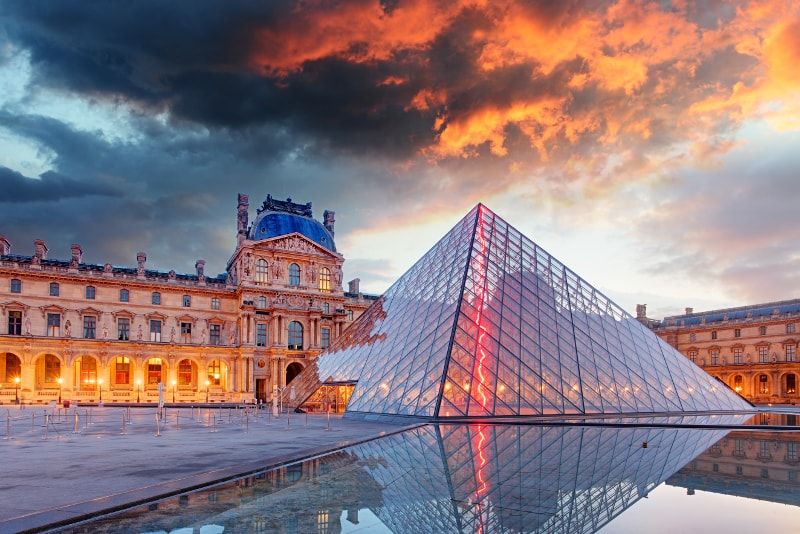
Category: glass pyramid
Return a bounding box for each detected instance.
[288,204,752,418]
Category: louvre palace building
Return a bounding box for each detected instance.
[0,194,376,406]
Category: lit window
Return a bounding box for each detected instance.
[117,318,130,341]
[711,330,717,340]
[183,295,191,307]
[85,286,96,300]
[115,357,130,385]
[323,303,329,314]
[759,374,769,394]
[7,311,22,335]
[256,323,267,347]
[208,360,222,386]
[83,316,96,339]
[150,320,162,342]
[787,345,797,363]
[210,324,220,346]
[152,292,161,305]
[734,328,741,338]
[787,373,797,394]
[49,282,59,296]
[759,346,769,363]
[147,358,162,385]
[288,321,303,350]
[10,278,21,293]
[178,359,193,386]
[211,297,220,310]
[733,347,743,364]
[733,375,743,392]
[181,321,192,343]
[321,327,330,349]
[119,288,129,302]
[78,356,97,386]
[258,296,266,308]
[44,354,60,383]
[47,313,61,336]
[760,325,767,335]
[256,259,268,283]
[319,267,331,292]
[788,323,797,334]
[289,263,301,287]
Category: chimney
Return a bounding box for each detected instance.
[685,307,694,315]
[348,278,360,295]
[196,259,206,284]
[635,304,647,320]
[70,243,83,264]
[323,210,335,237]
[34,239,48,260]
[137,251,147,278]
[237,193,249,244]
[0,235,10,256]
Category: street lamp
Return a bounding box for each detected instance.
[205,379,210,403]
[57,377,63,404]
[98,378,104,403]
[135,379,142,403]
[13,376,20,404]
[171,379,177,403]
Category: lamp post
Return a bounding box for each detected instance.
[98,378,104,403]
[135,379,142,403]
[57,377,63,404]
[171,379,177,403]
[205,379,210,403]
[13,376,20,404]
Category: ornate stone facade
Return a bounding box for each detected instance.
[639,300,800,405]
[0,195,376,405]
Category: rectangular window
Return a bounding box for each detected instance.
[152,292,161,305]
[149,320,162,342]
[788,443,798,461]
[347,310,354,321]
[788,323,797,334]
[83,316,96,339]
[147,362,162,385]
[85,286,95,299]
[321,327,331,349]
[182,295,191,307]
[181,322,192,343]
[211,297,220,310]
[734,328,741,338]
[760,325,767,335]
[210,324,220,346]
[323,303,329,314]
[178,360,193,385]
[759,374,769,394]
[787,345,797,362]
[734,348,743,364]
[688,351,697,363]
[47,313,61,336]
[49,282,59,296]
[10,279,21,293]
[8,311,22,335]
[711,330,717,340]
[736,465,743,476]
[256,323,267,347]
[710,350,719,365]
[119,289,129,302]
[734,439,744,456]
[759,346,769,363]
[115,357,130,385]
[117,318,130,341]
[689,333,696,343]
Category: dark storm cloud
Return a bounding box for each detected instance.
[0,166,120,202]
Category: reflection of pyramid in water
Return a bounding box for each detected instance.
[289,204,751,417]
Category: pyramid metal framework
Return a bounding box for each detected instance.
[288,204,751,418]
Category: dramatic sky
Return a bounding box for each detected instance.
[1,0,798,318]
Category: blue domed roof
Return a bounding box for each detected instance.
[250,211,336,252]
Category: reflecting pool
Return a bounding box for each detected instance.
[55,423,800,533]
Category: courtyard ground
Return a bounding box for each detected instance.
[0,405,404,533]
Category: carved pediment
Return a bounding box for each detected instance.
[1,300,29,311]
[79,306,102,316]
[260,233,338,258]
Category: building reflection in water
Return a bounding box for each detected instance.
[64,422,800,534]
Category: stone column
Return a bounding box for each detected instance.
[232,357,239,392]
[279,357,286,388]
[271,358,278,394]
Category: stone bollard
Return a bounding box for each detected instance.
[31,412,35,430]
[5,411,10,439]
[73,412,79,433]
[43,414,49,441]
[155,413,161,437]
[121,413,127,435]
[326,406,332,432]
[245,411,249,433]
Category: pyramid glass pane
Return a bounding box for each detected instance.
[286,204,752,418]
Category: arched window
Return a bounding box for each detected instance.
[85,286,96,299]
[733,375,743,393]
[256,259,268,283]
[119,289,129,302]
[114,356,130,385]
[49,282,60,296]
[319,267,331,292]
[3,353,21,384]
[288,321,303,350]
[288,263,301,286]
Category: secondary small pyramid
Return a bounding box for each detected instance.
[288,204,751,418]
